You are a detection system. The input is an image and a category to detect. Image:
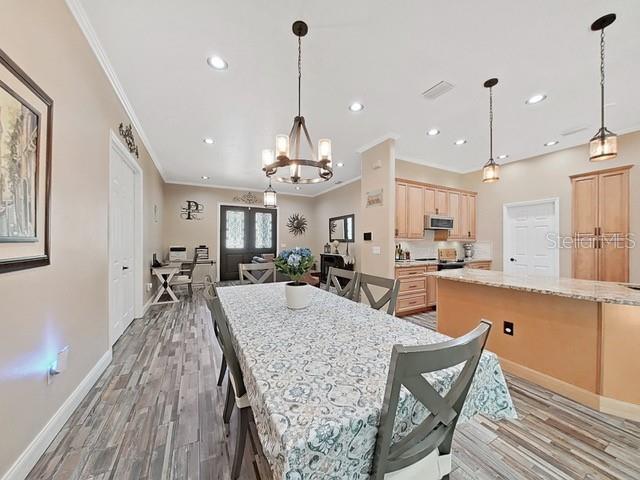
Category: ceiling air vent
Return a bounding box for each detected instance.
[422,81,455,100]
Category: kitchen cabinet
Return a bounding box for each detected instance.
[395,265,438,315]
[571,165,631,282]
[395,182,425,239]
[396,179,477,241]
[395,182,407,238]
[447,192,477,241]
[464,260,491,270]
[407,184,425,238]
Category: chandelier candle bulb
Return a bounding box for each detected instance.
[262,149,275,168]
[319,139,332,162]
[276,135,290,158]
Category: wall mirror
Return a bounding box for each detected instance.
[329,214,355,243]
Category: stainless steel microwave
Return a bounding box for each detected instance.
[424,214,454,230]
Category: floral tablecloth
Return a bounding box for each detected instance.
[217,283,516,479]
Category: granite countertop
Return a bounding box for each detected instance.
[427,268,640,306]
[395,258,492,267]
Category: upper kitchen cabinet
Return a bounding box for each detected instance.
[396,179,477,241]
[395,181,425,239]
[571,165,631,282]
[447,191,477,241]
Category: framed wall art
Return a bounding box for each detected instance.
[0,48,52,273]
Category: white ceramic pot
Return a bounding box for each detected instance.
[285,282,310,310]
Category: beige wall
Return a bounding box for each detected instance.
[162,183,318,264]
[360,139,396,278]
[313,180,361,263]
[462,131,640,280]
[396,159,467,189]
[0,1,164,476]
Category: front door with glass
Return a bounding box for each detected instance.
[219,206,277,281]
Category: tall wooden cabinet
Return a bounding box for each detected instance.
[396,181,425,238]
[571,165,631,282]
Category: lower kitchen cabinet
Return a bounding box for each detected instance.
[395,264,438,316]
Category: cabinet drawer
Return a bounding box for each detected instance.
[396,293,428,313]
[399,277,426,295]
[395,266,427,278]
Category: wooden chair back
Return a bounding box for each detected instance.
[372,321,492,479]
[325,267,359,300]
[357,273,400,315]
[210,296,247,398]
[239,262,276,284]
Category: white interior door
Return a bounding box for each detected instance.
[109,144,136,345]
[504,199,559,277]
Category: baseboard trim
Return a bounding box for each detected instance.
[1,349,112,480]
[599,395,640,422]
[499,358,600,410]
[142,295,154,316]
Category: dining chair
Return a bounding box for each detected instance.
[357,273,400,315]
[325,267,359,300]
[239,262,276,284]
[203,275,226,387]
[210,296,252,480]
[371,321,492,480]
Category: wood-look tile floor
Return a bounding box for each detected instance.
[27,292,640,480]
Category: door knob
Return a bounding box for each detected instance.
[122,266,129,270]
[510,258,516,262]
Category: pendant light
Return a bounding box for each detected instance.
[261,21,334,184]
[263,179,277,208]
[589,13,617,162]
[482,78,500,183]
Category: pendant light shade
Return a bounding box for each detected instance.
[589,13,617,162]
[482,78,500,183]
[263,180,277,208]
[589,127,618,162]
[482,159,500,183]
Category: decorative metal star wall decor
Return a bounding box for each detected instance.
[287,213,308,236]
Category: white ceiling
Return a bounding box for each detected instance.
[78,0,640,196]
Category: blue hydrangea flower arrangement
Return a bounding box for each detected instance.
[275,247,315,285]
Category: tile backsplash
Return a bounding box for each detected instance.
[399,235,493,261]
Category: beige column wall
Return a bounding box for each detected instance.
[0,1,165,476]
[360,139,396,278]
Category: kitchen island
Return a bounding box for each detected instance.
[429,268,640,421]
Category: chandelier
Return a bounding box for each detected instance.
[589,13,617,162]
[261,21,333,184]
[482,78,500,183]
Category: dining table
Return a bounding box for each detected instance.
[217,282,517,479]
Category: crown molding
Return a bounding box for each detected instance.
[64,0,165,180]
[312,176,362,197]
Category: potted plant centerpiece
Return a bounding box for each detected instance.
[275,247,315,309]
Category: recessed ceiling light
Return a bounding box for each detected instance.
[497,154,509,160]
[203,138,214,144]
[454,139,467,145]
[295,186,301,190]
[348,102,364,112]
[336,162,344,167]
[525,94,547,105]
[207,55,228,70]
[201,175,209,180]
[544,140,559,147]
[427,128,440,136]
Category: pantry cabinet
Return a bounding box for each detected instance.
[571,165,631,282]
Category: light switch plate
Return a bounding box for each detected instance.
[372,246,381,255]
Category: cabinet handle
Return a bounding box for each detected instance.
[435,208,439,214]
